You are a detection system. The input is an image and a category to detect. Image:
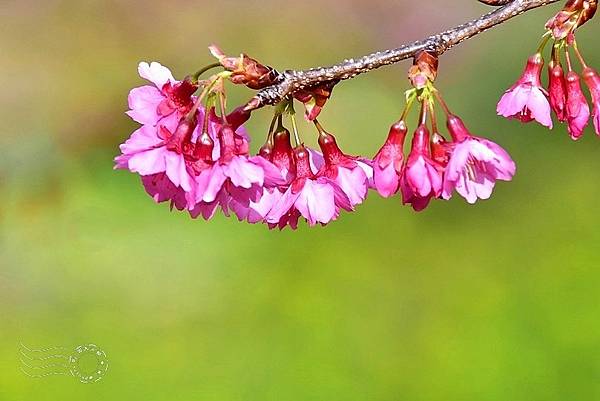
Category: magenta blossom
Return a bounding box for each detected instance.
[127,62,197,131]
[548,61,568,122]
[583,67,600,135]
[565,70,591,140]
[400,124,443,212]
[497,54,553,128]
[373,120,407,198]
[317,132,373,208]
[116,118,198,204]
[266,146,352,228]
[442,115,516,204]
[189,125,284,219]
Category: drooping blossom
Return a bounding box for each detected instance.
[442,115,516,204]
[548,61,568,122]
[127,62,198,131]
[188,124,284,220]
[116,117,198,208]
[565,70,591,140]
[400,124,443,212]
[497,54,553,128]
[372,120,407,197]
[317,132,373,208]
[583,67,600,135]
[231,128,299,225]
[266,146,352,228]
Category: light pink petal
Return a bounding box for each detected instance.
[266,187,300,224]
[119,125,162,154]
[335,167,368,206]
[406,158,431,197]
[114,154,130,170]
[527,88,553,128]
[128,147,167,176]
[454,171,478,204]
[373,161,400,198]
[497,86,529,117]
[295,180,336,226]
[356,159,374,181]
[444,144,471,182]
[249,156,286,187]
[223,156,264,189]
[473,176,495,200]
[192,168,214,204]
[247,188,282,223]
[126,86,165,125]
[138,62,176,89]
[308,148,325,171]
[164,152,191,192]
[202,165,228,203]
[425,163,442,195]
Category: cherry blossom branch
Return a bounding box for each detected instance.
[246,0,561,110]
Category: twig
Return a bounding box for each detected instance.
[246,0,561,110]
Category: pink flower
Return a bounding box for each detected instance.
[497,54,553,128]
[583,67,600,135]
[127,62,197,131]
[548,61,568,122]
[442,115,516,204]
[270,128,297,182]
[565,70,591,140]
[373,120,407,197]
[317,132,373,208]
[189,124,284,221]
[266,146,352,228]
[400,124,443,212]
[116,118,197,202]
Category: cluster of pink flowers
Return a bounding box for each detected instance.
[497,1,600,139]
[115,62,374,229]
[372,114,516,209]
[116,54,517,228]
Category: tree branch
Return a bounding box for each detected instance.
[246,0,561,110]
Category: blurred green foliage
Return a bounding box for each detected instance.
[1,1,599,400]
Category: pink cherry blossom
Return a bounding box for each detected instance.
[565,70,591,140]
[242,129,296,225]
[266,146,352,228]
[189,125,284,221]
[116,119,197,202]
[400,124,443,212]
[373,120,407,198]
[548,62,568,122]
[583,67,600,135]
[127,62,197,131]
[497,54,553,128]
[442,115,516,204]
[317,132,373,208]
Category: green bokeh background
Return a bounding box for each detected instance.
[1,1,599,400]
